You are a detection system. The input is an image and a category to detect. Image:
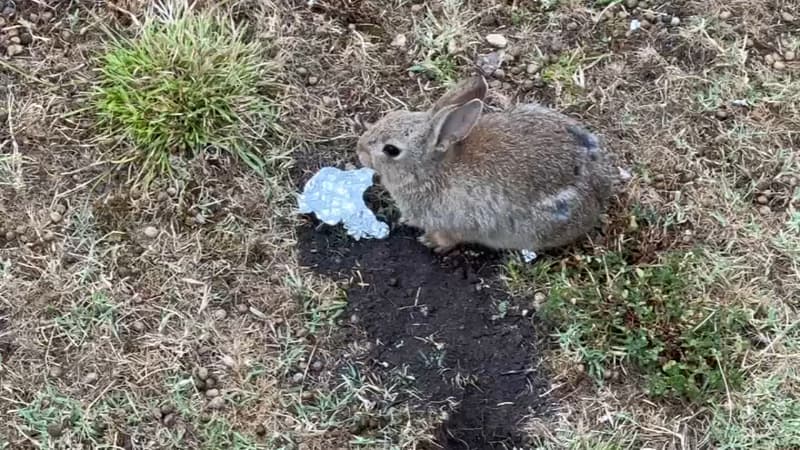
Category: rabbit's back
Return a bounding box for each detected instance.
[444,104,610,202]
[417,105,614,250]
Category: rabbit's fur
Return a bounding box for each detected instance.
[356,76,620,253]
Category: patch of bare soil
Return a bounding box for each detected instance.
[298,223,549,449]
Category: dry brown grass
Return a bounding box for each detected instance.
[1,0,799,449]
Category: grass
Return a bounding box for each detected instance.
[709,367,800,449]
[2,0,800,449]
[54,291,119,347]
[411,0,470,85]
[15,387,102,447]
[540,49,589,104]
[508,249,751,401]
[94,2,284,186]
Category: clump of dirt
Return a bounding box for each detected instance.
[298,224,550,449]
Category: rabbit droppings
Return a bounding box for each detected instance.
[356,76,620,254]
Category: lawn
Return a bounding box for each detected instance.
[1,0,798,449]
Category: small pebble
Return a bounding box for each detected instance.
[49,366,63,378]
[49,211,62,223]
[670,16,681,26]
[213,309,227,320]
[166,186,178,196]
[715,109,728,120]
[43,230,55,242]
[756,195,769,205]
[719,11,732,20]
[162,413,176,427]
[84,372,99,384]
[10,36,21,45]
[291,372,304,384]
[526,62,541,74]
[47,422,63,437]
[132,321,145,332]
[7,44,24,56]
[296,67,308,76]
[765,54,775,65]
[207,396,225,410]
[774,61,786,70]
[625,0,638,8]
[236,303,249,313]
[301,391,314,401]
[785,51,796,61]
[391,33,407,48]
[782,11,795,22]
[197,367,209,380]
[160,404,175,416]
[758,205,772,215]
[618,10,629,19]
[311,360,324,371]
[205,388,220,398]
[143,226,159,238]
[533,292,546,310]
[493,68,506,80]
[220,354,236,368]
[388,277,399,287]
[307,76,319,86]
[485,33,508,49]
[566,22,579,31]
[42,11,53,21]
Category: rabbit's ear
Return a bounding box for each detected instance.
[432,98,483,151]
[431,76,488,113]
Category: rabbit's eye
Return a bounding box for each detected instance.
[382,144,401,158]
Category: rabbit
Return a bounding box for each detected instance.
[356,75,622,254]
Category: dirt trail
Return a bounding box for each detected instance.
[298,224,549,449]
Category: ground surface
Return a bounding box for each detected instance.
[2,0,800,449]
[298,225,548,449]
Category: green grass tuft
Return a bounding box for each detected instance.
[94,5,284,185]
[509,250,751,401]
[710,368,800,449]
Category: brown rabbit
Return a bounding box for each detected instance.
[356,75,621,254]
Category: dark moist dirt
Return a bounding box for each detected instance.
[298,223,550,450]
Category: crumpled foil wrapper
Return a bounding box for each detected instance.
[297,167,389,240]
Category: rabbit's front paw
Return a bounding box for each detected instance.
[418,231,460,254]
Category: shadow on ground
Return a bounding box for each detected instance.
[298,223,550,449]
